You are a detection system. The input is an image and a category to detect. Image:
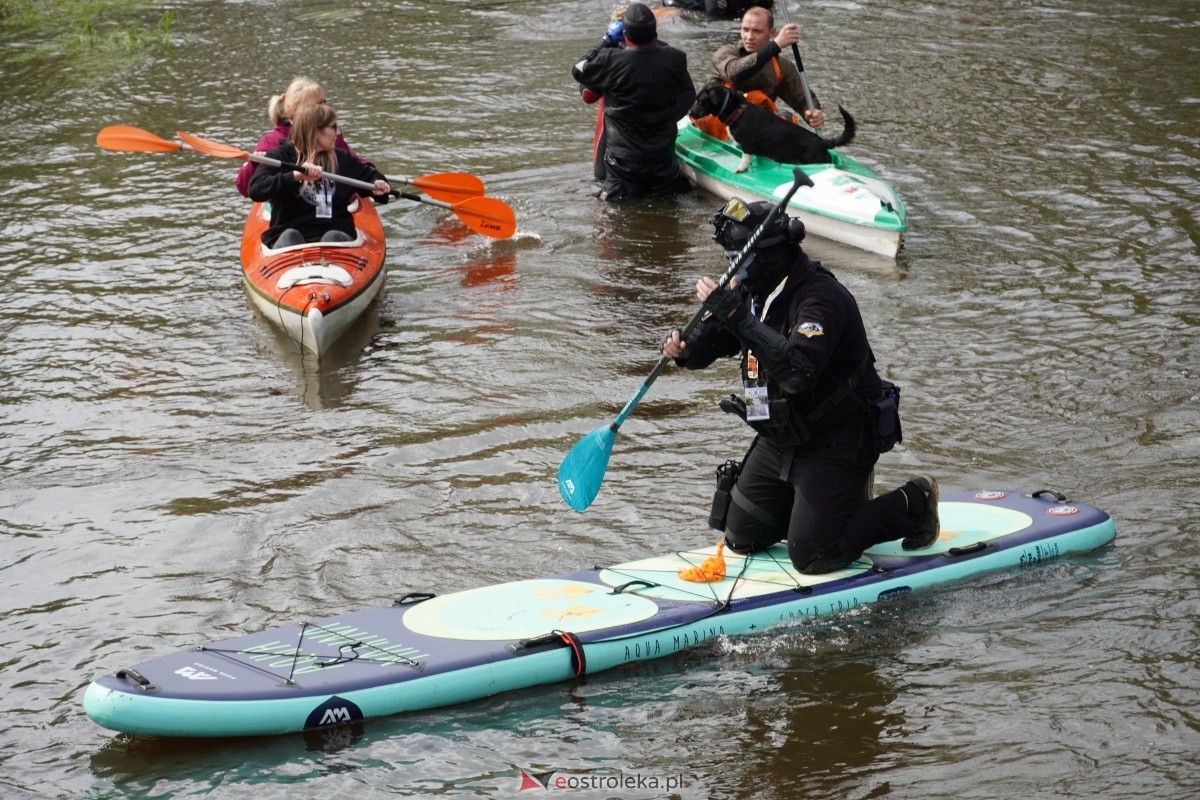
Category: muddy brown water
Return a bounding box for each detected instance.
[1,0,1197,797]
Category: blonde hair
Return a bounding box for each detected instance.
[267,76,325,126]
[290,103,340,174]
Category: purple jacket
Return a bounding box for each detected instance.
[235,123,373,197]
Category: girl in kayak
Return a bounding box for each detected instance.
[248,103,390,248]
[234,76,374,198]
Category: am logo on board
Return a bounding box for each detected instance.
[304,695,364,730]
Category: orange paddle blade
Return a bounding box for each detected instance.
[176,130,249,160]
[97,125,183,153]
[409,172,485,203]
[453,196,516,240]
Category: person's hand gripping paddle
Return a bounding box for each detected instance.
[557,169,813,511]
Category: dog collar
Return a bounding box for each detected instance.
[725,102,749,126]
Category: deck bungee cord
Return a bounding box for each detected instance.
[194,618,427,686]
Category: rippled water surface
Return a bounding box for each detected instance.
[1,0,1197,797]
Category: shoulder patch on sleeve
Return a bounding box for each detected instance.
[796,321,825,338]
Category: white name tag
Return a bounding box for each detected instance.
[744,385,769,422]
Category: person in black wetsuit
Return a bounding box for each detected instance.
[248,103,390,248]
[661,198,941,573]
[571,3,696,201]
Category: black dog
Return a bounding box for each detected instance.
[689,82,856,172]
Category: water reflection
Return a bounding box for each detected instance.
[740,654,897,793]
[425,215,522,293]
[247,296,383,411]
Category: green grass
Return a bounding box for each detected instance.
[1,0,174,51]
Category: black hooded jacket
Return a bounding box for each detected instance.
[572,40,696,162]
[677,249,883,444]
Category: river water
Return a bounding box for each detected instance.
[1,0,1197,797]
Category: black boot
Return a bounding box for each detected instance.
[902,475,940,550]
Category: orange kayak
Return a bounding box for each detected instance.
[239,197,386,356]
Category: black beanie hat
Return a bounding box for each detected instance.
[622,3,657,45]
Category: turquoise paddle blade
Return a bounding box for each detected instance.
[554,171,811,514]
[557,424,617,511]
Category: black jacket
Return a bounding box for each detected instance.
[572,40,696,161]
[248,142,386,247]
[678,251,882,446]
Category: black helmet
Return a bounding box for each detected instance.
[710,197,805,255]
[711,198,806,291]
[621,3,657,45]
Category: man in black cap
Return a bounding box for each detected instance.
[661,198,939,573]
[572,3,696,201]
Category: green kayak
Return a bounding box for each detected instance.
[675,119,907,258]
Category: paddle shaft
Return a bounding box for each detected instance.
[248,152,388,195]
[610,168,812,432]
[252,157,475,205]
[99,128,486,204]
[397,190,450,210]
[775,0,820,128]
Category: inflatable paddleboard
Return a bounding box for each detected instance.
[83,489,1114,738]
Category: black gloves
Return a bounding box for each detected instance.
[702,285,750,326]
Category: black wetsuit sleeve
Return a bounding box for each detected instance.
[572,43,613,92]
[673,83,698,120]
[727,314,816,394]
[676,315,741,370]
[731,42,782,84]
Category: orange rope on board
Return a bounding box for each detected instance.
[678,541,727,583]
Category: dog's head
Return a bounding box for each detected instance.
[689,83,741,121]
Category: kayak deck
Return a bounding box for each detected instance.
[239,197,386,355]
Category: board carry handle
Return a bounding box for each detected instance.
[511,632,562,650]
[393,592,436,606]
[947,542,989,556]
[1032,489,1068,502]
[510,631,587,677]
[115,668,158,692]
[607,578,659,595]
